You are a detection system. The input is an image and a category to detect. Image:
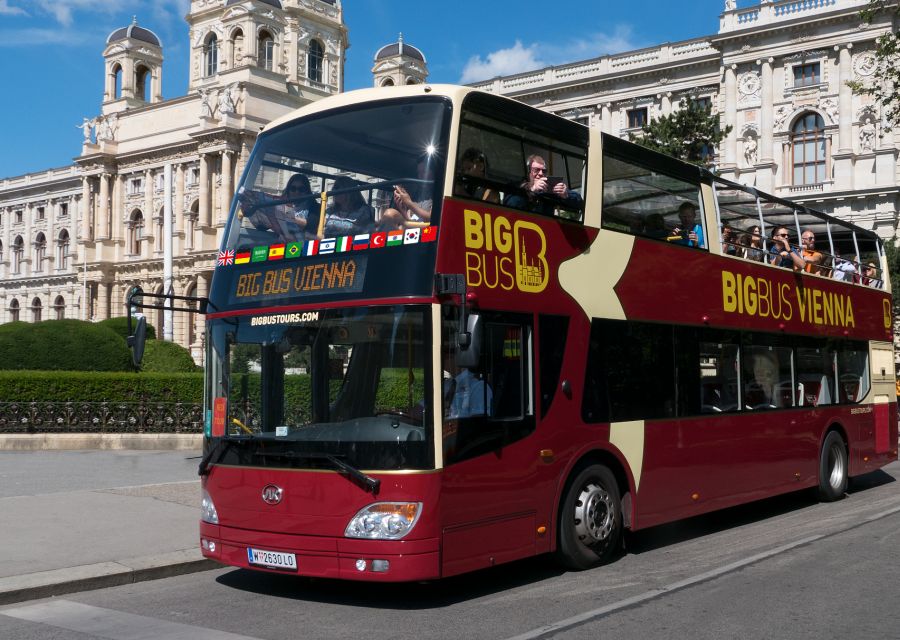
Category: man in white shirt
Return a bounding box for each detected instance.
[445,367,492,419]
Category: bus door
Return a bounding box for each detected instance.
[439,311,539,577]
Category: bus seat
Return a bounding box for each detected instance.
[775,380,796,408]
[840,375,862,403]
[798,374,827,407]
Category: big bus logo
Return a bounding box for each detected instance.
[463,209,549,293]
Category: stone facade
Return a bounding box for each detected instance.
[470,0,899,239]
[0,0,348,363]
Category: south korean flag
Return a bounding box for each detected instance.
[403,228,421,245]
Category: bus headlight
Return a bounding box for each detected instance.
[201,488,219,524]
[344,502,422,540]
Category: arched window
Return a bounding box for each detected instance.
[406,77,418,85]
[204,34,219,77]
[258,30,275,70]
[381,78,395,87]
[128,210,144,256]
[9,299,19,322]
[54,295,65,320]
[31,297,42,323]
[308,40,324,83]
[34,233,46,273]
[12,236,24,275]
[231,29,244,67]
[135,65,151,101]
[113,64,123,98]
[57,229,70,270]
[791,112,827,186]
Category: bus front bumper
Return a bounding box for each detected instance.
[200,521,441,582]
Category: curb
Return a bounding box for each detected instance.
[0,549,220,606]
[0,434,203,451]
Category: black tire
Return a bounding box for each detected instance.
[817,430,848,502]
[556,464,622,570]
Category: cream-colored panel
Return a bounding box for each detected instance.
[432,303,444,469]
[558,230,632,320]
[609,420,644,491]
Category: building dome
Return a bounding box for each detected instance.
[374,34,425,63]
[107,17,161,47]
[224,0,283,8]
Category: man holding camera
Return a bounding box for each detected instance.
[503,154,581,215]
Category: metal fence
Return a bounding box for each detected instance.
[0,402,204,434]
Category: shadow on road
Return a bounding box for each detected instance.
[215,554,565,609]
[214,467,896,605]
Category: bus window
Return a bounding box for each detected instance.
[837,343,870,403]
[796,347,834,406]
[539,314,569,418]
[457,92,587,222]
[441,311,534,465]
[699,341,740,414]
[743,345,794,410]
[601,153,705,249]
[583,319,676,423]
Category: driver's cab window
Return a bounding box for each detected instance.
[442,310,534,465]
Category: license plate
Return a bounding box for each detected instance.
[247,547,298,571]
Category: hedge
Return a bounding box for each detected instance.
[99,316,157,341]
[141,340,200,373]
[0,320,132,372]
[0,371,203,403]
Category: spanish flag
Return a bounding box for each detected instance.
[268,244,285,260]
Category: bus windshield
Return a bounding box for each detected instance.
[206,305,433,471]
[222,97,451,253]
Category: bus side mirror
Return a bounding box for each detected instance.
[127,316,148,367]
[456,314,482,369]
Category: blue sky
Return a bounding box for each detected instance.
[0,0,741,178]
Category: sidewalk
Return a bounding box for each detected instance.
[0,446,217,606]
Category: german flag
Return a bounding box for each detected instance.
[235,251,251,265]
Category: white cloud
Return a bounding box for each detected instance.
[459,41,543,84]
[459,26,640,84]
[0,0,27,16]
[0,27,94,47]
[30,0,186,27]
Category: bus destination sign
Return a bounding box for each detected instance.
[230,255,367,305]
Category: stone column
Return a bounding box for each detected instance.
[199,153,211,227]
[99,174,111,239]
[97,280,110,320]
[723,64,738,168]
[175,164,185,245]
[660,92,672,116]
[600,103,612,133]
[838,44,853,154]
[760,58,774,164]
[114,174,125,241]
[81,177,92,241]
[220,150,233,224]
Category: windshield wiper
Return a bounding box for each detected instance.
[254,451,380,495]
[198,436,251,476]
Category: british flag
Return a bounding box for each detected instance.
[217,249,235,266]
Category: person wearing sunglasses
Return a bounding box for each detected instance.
[768,227,805,269]
[503,154,581,215]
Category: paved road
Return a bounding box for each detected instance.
[2,460,897,640]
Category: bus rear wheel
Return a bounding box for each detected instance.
[817,431,848,502]
[556,464,622,570]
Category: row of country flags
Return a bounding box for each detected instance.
[217,226,438,266]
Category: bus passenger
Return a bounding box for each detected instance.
[800,229,825,275]
[669,202,705,248]
[643,213,668,239]
[282,174,319,236]
[743,225,765,262]
[768,227,805,270]
[746,351,780,408]
[312,176,374,237]
[721,224,738,255]
[862,262,880,287]
[832,254,858,282]
[503,154,581,215]
[454,148,501,203]
[378,154,434,230]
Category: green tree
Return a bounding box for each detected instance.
[628,97,732,167]
[849,1,900,131]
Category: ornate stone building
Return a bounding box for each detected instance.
[371,34,429,87]
[470,0,898,238]
[0,0,348,361]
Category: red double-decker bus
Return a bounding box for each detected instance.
[193,85,896,580]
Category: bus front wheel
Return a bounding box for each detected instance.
[556,464,622,570]
[817,430,848,502]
